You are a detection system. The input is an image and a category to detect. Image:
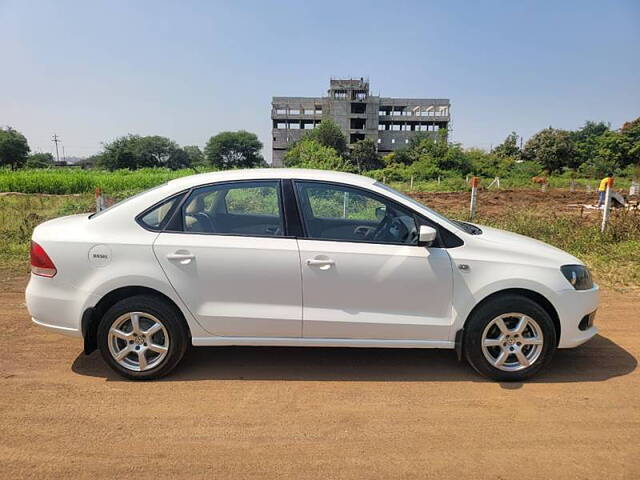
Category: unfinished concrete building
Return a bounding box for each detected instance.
[271,78,450,167]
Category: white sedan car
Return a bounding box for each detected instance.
[26,169,598,381]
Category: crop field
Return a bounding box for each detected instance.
[0,168,205,195]
[0,167,634,195]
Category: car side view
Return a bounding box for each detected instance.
[26,169,599,381]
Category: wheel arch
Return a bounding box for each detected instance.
[81,286,190,355]
[455,288,561,360]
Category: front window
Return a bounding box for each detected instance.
[180,181,284,236]
[374,182,461,232]
[295,182,419,245]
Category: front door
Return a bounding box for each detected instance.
[154,180,302,337]
[294,181,453,341]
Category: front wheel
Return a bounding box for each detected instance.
[97,295,189,380]
[463,295,557,381]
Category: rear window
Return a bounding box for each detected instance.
[138,194,184,231]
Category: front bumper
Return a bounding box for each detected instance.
[555,284,599,348]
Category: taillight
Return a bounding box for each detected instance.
[30,241,57,277]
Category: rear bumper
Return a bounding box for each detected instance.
[31,317,82,337]
[556,284,599,348]
[26,274,92,337]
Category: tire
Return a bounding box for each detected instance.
[97,294,189,380]
[463,294,556,381]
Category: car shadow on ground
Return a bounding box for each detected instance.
[72,334,636,385]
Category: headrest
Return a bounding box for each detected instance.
[185,195,204,215]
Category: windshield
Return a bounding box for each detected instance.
[374,182,463,232]
[90,183,168,219]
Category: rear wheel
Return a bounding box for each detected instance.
[463,295,556,381]
[97,295,189,380]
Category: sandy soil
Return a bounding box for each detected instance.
[410,189,605,216]
[0,273,638,479]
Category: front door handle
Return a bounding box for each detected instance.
[306,258,335,267]
[166,251,195,262]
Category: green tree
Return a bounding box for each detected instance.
[510,160,544,178]
[99,135,189,170]
[467,148,513,177]
[284,139,354,171]
[620,117,640,166]
[0,127,30,170]
[183,145,206,167]
[406,130,449,163]
[571,121,610,168]
[492,132,521,160]
[523,128,576,173]
[166,148,191,170]
[349,139,382,171]
[26,152,55,168]
[136,136,180,168]
[204,131,265,169]
[305,119,347,155]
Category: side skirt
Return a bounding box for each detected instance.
[192,336,455,349]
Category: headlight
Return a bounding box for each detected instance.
[561,265,593,290]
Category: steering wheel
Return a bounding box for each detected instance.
[371,215,411,243]
[195,212,216,233]
[370,214,393,242]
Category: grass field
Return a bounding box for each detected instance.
[1,189,638,287]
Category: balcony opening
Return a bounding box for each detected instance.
[350,133,365,143]
[350,103,366,114]
[350,118,366,130]
[352,90,367,101]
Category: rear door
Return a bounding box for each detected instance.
[294,181,454,341]
[153,180,302,337]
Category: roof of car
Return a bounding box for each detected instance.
[168,168,377,189]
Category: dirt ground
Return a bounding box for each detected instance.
[0,273,638,479]
[410,188,604,216]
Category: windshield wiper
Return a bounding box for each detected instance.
[453,220,482,235]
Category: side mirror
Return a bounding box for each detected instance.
[418,225,437,246]
[375,206,386,221]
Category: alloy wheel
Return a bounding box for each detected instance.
[107,312,170,372]
[481,313,544,372]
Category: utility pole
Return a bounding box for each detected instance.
[62,145,66,162]
[52,134,61,163]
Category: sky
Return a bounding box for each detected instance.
[1,0,639,163]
